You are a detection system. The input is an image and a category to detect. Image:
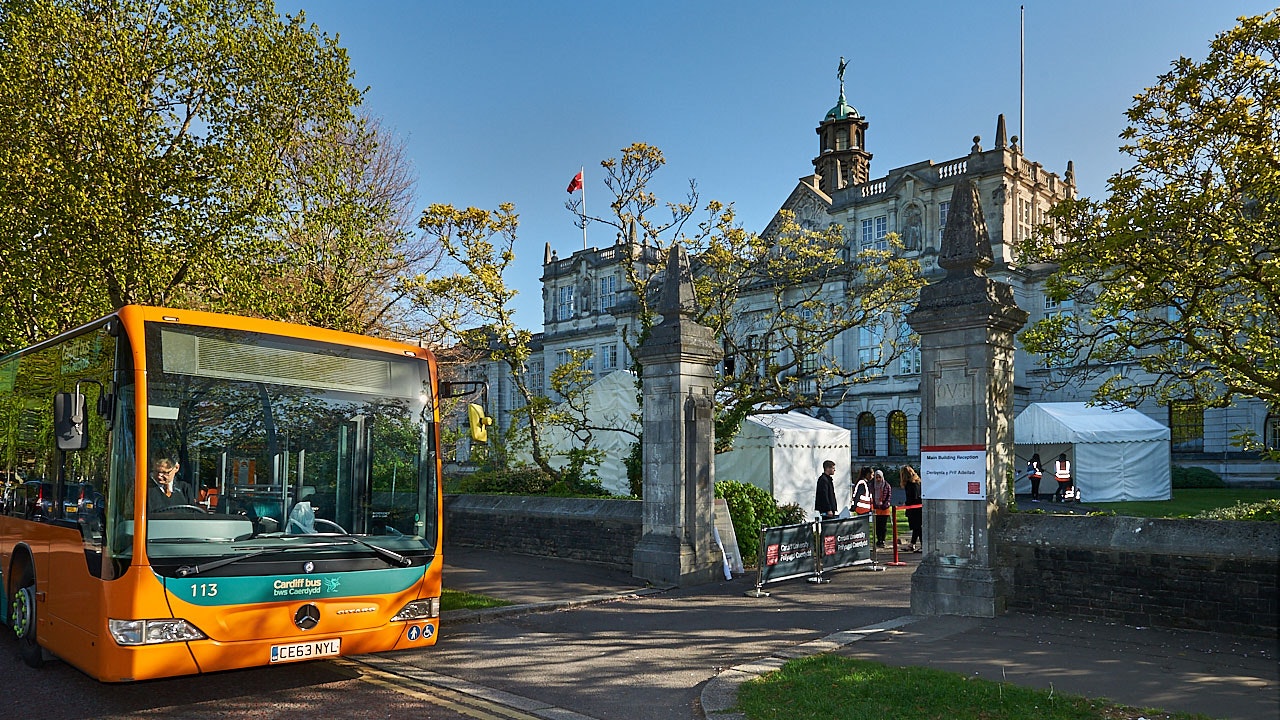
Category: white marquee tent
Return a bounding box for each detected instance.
[524,373,852,504]
[1014,402,1171,502]
[714,411,852,512]
[522,370,642,496]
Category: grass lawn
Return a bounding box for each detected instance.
[440,588,511,612]
[1090,487,1280,519]
[736,654,1210,720]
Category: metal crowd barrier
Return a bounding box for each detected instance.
[746,514,874,597]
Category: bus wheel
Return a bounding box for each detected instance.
[11,569,43,668]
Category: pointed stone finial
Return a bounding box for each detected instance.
[656,243,697,317]
[1065,160,1075,184]
[938,178,994,276]
[629,219,639,246]
[995,114,1007,149]
[543,242,552,264]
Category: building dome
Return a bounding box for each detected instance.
[825,93,859,121]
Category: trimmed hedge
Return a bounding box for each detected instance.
[1172,465,1226,489]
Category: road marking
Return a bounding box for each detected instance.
[335,658,553,720]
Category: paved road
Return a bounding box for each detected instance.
[411,564,912,720]
[0,641,483,719]
[4,545,1276,719]
[0,548,919,720]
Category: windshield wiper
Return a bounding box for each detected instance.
[310,533,412,568]
[174,536,412,576]
[176,548,275,577]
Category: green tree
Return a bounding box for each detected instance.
[414,203,596,484]
[197,116,445,340]
[1017,11,1279,410]
[574,143,925,448]
[0,0,365,350]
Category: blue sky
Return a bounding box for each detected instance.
[288,1,1272,327]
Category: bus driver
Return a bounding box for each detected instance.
[148,457,190,510]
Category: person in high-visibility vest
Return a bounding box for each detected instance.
[851,466,873,515]
[1026,452,1044,502]
[1053,453,1072,502]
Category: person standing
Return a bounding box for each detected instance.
[815,460,838,519]
[851,466,873,515]
[1027,453,1044,502]
[871,469,892,548]
[1053,452,1072,502]
[899,465,923,552]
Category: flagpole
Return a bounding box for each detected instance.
[1020,5,1025,152]
[580,166,588,250]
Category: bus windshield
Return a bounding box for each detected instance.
[136,322,436,573]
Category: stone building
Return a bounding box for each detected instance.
[481,74,1276,486]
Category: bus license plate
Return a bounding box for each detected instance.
[269,638,341,663]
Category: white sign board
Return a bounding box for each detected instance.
[921,445,988,500]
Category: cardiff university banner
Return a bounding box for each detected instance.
[818,514,872,571]
[757,522,815,586]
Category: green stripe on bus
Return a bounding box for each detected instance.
[164,566,423,606]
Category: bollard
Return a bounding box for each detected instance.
[884,506,907,567]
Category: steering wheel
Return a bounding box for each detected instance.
[158,504,209,514]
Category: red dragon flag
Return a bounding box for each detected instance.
[566,170,584,193]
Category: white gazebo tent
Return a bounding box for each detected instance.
[517,370,641,496]
[714,411,852,513]
[1013,402,1172,502]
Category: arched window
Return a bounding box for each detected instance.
[888,411,908,456]
[857,412,877,457]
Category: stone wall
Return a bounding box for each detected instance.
[444,496,1278,638]
[444,495,641,569]
[996,514,1278,638]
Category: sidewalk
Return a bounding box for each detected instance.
[442,547,1278,720]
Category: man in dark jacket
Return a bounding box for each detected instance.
[815,460,838,519]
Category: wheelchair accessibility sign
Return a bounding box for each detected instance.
[406,623,435,642]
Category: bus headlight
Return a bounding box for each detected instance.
[390,597,440,621]
[108,618,207,646]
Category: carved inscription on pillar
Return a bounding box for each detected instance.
[933,362,977,404]
[936,377,974,405]
[928,362,978,444]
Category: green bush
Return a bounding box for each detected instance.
[1172,465,1226,489]
[777,502,807,524]
[715,480,801,566]
[458,466,553,494]
[1193,498,1280,522]
[455,449,608,497]
[556,447,606,497]
[624,440,642,498]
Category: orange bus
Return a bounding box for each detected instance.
[0,306,445,681]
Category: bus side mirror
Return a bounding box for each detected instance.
[467,403,493,443]
[54,391,89,451]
